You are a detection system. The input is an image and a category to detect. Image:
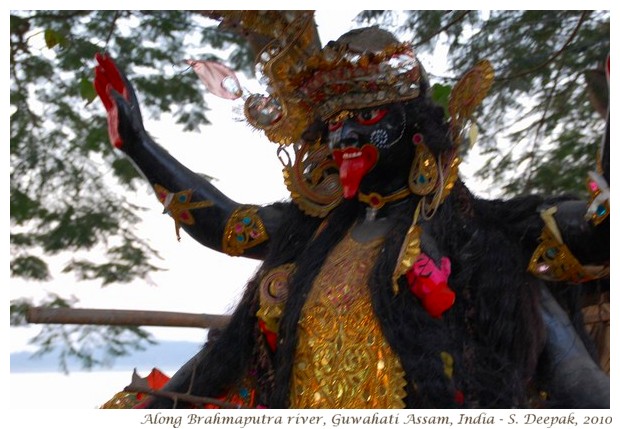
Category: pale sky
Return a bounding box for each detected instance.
[5,2,616,421]
[9,10,372,352]
[7,8,532,354]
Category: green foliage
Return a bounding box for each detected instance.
[430,83,452,119]
[10,10,250,370]
[360,10,609,197]
[36,297,156,373]
[11,10,609,371]
[10,255,51,281]
[11,298,36,326]
[32,322,156,374]
[11,296,156,373]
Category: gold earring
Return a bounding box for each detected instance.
[408,133,439,196]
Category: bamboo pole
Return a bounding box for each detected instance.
[26,307,230,329]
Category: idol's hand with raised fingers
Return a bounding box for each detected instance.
[94,53,146,151]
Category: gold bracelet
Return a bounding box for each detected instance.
[222,205,269,256]
[585,171,609,226]
[528,207,609,283]
[154,184,213,241]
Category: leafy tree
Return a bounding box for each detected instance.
[360,10,609,196]
[10,10,609,370]
[10,10,252,370]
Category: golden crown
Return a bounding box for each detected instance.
[207,11,425,145]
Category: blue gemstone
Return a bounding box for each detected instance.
[242,216,251,225]
[546,248,558,258]
[596,205,607,216]
[236,235,244,242]
[178,195,187,203]
[418,175,427,183]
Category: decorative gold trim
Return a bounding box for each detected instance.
[291,232,406,408]
[256,263,295,334]
[391,204,422,294]
[408,134,439,196]
[209,13,424,145]
[448,60,495,146]
[279,142,343,218]
[421,150,460,220]
[153,184,213,241]
[528,207,609,282]
[392,148,460,293]
[358,187,411,210]
[222,205,269,256]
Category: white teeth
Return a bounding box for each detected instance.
[343,151,362,159]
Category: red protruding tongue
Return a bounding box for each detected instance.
[332,145,379,199]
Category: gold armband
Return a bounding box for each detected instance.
[222,205,269,256]
[528,207,609,283]
[154,184,213,241]
[585,171,609,226]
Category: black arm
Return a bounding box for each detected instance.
[539,285,609,408]
[94,53,284,259]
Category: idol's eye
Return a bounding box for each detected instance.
[328,118,343,132]
[355,108,388,126]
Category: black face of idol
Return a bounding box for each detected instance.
[327,103,414,199]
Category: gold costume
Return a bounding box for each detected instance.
[290,232,407,408]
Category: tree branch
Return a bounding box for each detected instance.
[125,371,248,409]
[522,66,562,190]
[413,10,472,48]
[497,11,589,82]
[26,307,231,329]
[103,10,122,50]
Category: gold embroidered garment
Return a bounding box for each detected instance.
[290,232,407,408]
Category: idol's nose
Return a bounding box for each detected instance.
[337,121,362,148]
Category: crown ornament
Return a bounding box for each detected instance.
[204,11,426,145]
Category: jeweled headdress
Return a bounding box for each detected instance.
[205,11,426,145]
[204,11,494,293]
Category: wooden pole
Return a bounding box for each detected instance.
[26,307,230,329]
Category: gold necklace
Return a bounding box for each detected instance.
[358,187,411,210]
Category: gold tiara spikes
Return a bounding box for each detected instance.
[208,11,322,145]
[207,12,425,145]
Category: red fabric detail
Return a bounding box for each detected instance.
[135,368,171,403]
[146,368,171,390]
[406,253,456,318]
[258,319,278,352]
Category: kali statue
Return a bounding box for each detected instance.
[94,12,609,409]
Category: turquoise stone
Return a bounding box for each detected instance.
[545,247,558,258]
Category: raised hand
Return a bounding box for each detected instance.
[94,52,145,151]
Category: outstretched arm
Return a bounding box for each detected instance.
[528,106,610,283]
[539,285,609,408]
[94,53,284,259]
